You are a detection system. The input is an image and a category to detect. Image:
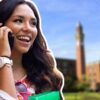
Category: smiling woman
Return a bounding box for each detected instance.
[5,4,38,54]
[0,0,64,100]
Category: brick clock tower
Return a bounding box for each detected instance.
[76,22,86,81]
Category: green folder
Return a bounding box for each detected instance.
[28,91,60,100]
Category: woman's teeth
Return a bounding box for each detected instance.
[17,36,31,42]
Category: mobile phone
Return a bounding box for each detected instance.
[8,32,14,49]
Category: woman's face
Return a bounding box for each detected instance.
[5,4,38,54]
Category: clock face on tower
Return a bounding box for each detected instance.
[76,41,83,46]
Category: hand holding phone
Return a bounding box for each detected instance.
[0,23,14,49]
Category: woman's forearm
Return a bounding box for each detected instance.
[0,64,17,98]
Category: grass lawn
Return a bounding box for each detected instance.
[64,92,100,100]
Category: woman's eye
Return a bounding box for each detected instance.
[30,20,37,27]
[13,19,22,23]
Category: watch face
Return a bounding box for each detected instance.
[0,57,12,68]
[0,58,3,68]
[0,58,2,63]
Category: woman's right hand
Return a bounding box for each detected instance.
[0,23,12,57]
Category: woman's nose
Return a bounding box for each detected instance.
[22,22,31,31]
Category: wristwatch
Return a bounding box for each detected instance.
[0,57,13,68]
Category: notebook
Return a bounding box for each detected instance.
[28,91,60,100]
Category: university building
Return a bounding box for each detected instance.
[56,23,100,91]
[86,62,100,91]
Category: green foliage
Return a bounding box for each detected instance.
[64,92,100,100]
[76,81,90,91]
[64,75,90,92]
[64,75,77,92]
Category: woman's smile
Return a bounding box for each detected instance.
[16,35,31,47]
[17,35,31,42]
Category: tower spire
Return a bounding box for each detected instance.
[75,22,86,81]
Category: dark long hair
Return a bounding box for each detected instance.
[0,0,64,96]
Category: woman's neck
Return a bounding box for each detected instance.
[11,50,27,81]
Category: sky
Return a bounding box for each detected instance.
[33,0,100,64]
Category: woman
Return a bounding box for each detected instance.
[0,0,64,100]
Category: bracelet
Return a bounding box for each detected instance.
[1,56,11,59]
